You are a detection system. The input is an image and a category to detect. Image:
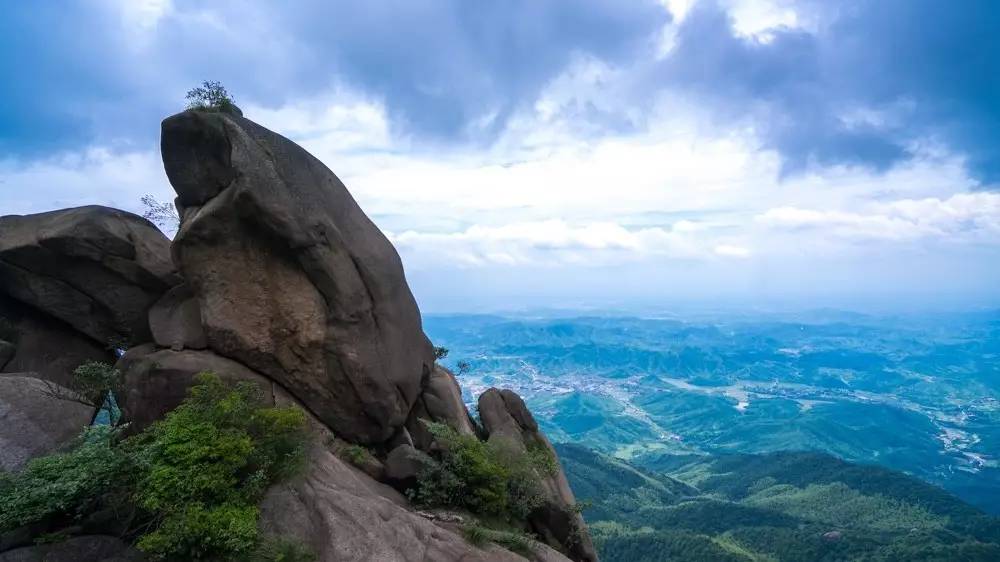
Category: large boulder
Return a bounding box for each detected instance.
[0,296,112,387]
[0,206,180,346]
[160,110,434,444]
[406,365,478,451]
[117,344,287,433]
[0,375,95,472]
[260,428,571,562]
[478,389,598,562]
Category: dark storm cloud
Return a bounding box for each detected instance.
[654,0,1000,182]
[0,0,668,155]
[3,0,999,185]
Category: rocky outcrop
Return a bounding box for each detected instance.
[406,365,479,450]
[160,110,434,444]
[0,374,95,472]
[479,389,598,562]
[0,206,179,346]
[0,109,592,562]
[260,426,571,562]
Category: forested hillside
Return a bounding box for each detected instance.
[556,444,1000,561]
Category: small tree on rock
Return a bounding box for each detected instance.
[185,80,236,112]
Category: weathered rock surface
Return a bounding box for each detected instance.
[383,444,434,491]
[0,206,179,346]
[117,344,286,433]
[0,535,143,562]
[261,432,571,562]
[406,365,478,451]
[0,340,14,370]
[160,110,434,443]
[147,284,206,350]
[0,375,95,472]
[479,389,598,562]
[0,296,111,387]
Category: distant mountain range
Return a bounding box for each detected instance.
[555,444,1000,561]
[424,312,1000,514]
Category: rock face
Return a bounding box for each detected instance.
[479,389,598,562]
[0,375,95,472]
[260,428,571,562]
[0,535,143,562]
[406,365,478,450]
[0,296,111,387]
[116,344,285,433]
[147,284,207,351]
[160,110,434,444]
[0,206,179,346]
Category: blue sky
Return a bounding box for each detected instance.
[2,0,999,312]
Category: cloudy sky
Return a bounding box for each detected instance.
[2,0,999,313]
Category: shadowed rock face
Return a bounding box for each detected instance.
[406,365,478,451]
[0,295,111,387]
[160,110,434,444]
[0,206,180,346]
[0,375,95,472]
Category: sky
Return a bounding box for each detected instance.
[2,0,999,313]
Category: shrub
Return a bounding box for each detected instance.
[70,361,122,409]
[0,425,130,532]
[0,373,311,561]
[185,81,236,112]
[462,524,536,557]
[434,346,449,359]
[129,373,308,561]
[408,422,553,522]
[339,444,373,466]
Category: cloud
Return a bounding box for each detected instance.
[387,219,740,268]
[651,0,1000,182]
[2,0,669,155]
[756,192,1000,243]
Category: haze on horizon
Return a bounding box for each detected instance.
[2,0,999,313]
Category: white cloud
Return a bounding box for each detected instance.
[756,192,1000,243]
[0,147,170,219]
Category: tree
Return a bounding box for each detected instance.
[140,194,180,232]
[434,346,449,360]
[456,361,471,376]
[185,80,236,112]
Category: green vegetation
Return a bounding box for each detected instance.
[186,80,236,112]
[433,346,449,359]
[408,422,554,522]
[338,444,374,466]
[0,373,311,562]
[556,444,1000,562]
[461,524,536,557]
[0,426,129,532]
[129,373,308,560]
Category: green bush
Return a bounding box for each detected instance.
[0,373,311,562]
[408,422,553,522]
[0,425,129,532]
[434,346,449,359]
[129,373,307,561]
[186,81,236,112]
